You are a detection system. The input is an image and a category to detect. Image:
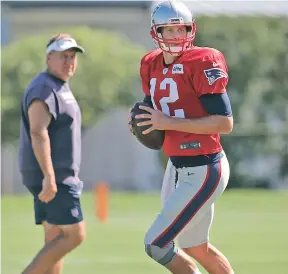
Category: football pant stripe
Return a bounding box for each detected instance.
[152,161,221,248]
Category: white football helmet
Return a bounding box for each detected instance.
[150,0,196,55]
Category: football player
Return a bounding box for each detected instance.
[130,1,235,274]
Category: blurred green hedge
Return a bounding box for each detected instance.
[2,26,146,143]
[2,17,288,188]
[194,16,288,188]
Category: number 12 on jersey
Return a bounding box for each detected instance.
[149,77,185,118]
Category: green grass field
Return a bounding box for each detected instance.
[2,190,288,274]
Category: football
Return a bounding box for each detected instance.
[130,102,165,150]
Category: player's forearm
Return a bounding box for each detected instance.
[30,129,55,178]
[166,115,233,134]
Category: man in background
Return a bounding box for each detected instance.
[18,33,86,274]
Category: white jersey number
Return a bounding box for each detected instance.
[150,78,185,118]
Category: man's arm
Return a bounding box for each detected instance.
[137,93,233,135]
[167,93,233,134]
[169,49,232,135]
[28,100,55,178]
[167,115,233,134]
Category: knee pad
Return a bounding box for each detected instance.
[145,242,178,266]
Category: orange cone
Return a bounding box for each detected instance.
[95,182,109,222]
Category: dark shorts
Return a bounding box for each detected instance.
[25,182,84,225]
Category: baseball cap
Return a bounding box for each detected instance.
[46,37,85,54]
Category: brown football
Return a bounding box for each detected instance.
[131,102,165,150]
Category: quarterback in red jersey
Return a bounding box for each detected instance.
[140,46,229,157]
[130,1,235,274]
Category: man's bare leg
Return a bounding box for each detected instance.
[22,221,85,274]
[165,248,202,274]
[42,222,64,274]
[183,242,234,274]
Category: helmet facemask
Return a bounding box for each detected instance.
[150,21,196,56]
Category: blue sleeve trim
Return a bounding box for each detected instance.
[199,93,232,116]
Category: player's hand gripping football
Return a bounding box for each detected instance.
[38,174,58,203]
[135,105,171,135]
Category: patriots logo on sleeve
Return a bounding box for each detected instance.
[203,68,228,86]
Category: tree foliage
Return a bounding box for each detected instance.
[195,16,288,187]
[2,17,288,188]
[1,26,146,142]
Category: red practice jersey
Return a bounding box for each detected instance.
[140,46,229,156]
